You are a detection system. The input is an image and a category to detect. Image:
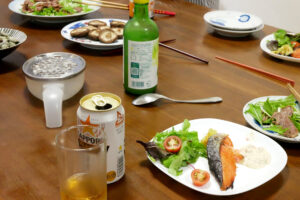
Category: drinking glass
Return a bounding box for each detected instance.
[56,125,107,200]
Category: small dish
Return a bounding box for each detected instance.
[61,18,127,50]
[146,118,287,195]
[243,96,300,143]
[0,28,27,59]
[260,34,300,63]
[204,10,263,31]
[207,23,264,38]
[8,0,99,24]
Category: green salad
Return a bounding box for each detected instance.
[267,29,300,58]
[152,119,207,176]
[245,95,300,136]
[22,0,92,16]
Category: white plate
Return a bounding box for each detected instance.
[204,10,263,31]
[243,96,300,143]
[61,18,126,50]
[148,118,287,196]
[260,34,300,63]
[207,23,264,38]
[8,0,99,24]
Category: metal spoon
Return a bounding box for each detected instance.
[132,93,222,106]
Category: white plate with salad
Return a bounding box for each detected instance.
[138,119,287,196]
[61,18,126,50]
[260,30,300,63]
[243,95,300,143]
[8,0,99,23]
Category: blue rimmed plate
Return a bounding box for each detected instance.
[61,18,127,50]
[243,96,300,143]
[204,10,263,31]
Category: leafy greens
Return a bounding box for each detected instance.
[152,119,207,176]
[245,95,300,135]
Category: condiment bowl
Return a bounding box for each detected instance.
[0,28,27,59]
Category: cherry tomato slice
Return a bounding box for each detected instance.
[163,136,182,153]
[191,169,210,187]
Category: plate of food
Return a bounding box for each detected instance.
[61,18,126,50]
[243,95,300,143]
[0,28,27,59]
[260,30,300,63]
[8,0,99,23]
[137,119,287,196]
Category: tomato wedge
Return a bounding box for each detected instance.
[191,169,210,187]
[163,136,182,153]
[291,48,300,58]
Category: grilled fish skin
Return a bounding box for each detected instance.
[207,134,236,190]
[207,134,224,187]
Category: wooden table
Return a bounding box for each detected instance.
[0,0,299,199]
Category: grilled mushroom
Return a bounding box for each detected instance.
[85,25,98,32]
[110,20,126,28]
[88,30,101,41]
[111,28,123,39]
[70,27,89,37]
[98,26,110,32]
[99,30,118,43]
[88,20,107,27]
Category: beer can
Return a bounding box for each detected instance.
[129,0,155,19]
[77,92,125,184]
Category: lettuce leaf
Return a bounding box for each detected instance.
[245,104,263,125]
[154,119,206,176]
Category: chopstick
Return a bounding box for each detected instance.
[159,39,176,44]
[159,43,209,64]
[215,56,295,86]
[76,0,176,16]
[74,1,128,9]
[88,0,127,7]
[286,83,300,103]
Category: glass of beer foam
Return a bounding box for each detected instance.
[55,125,107,200]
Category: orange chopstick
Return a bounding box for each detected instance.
[215,56,295,86]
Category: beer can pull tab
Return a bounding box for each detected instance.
[92,95,112,110]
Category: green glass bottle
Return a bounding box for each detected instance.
[123,0,159,95]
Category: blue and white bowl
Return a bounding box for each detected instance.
[0,28,27,59]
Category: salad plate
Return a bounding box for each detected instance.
[243,96,300,143]
[147,118,287,196]
[61,18,126,50]
[260,34,300,63]
[204,10,263,31]
[8,0,99,24]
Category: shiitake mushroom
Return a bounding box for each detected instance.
[110,20,125,28]
[98,30,118,43]
[85,26,97,31]
[111,28,123,39]
[98,26,110,32]
[88,20,107,27]
[70,27,89,37]
[88,30,101,41]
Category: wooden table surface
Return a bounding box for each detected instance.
[1,0,299,199]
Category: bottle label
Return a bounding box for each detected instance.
[127,39,159,89]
